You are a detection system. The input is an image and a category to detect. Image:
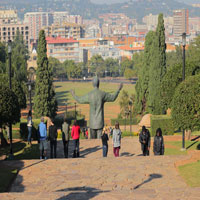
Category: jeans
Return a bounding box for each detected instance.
[50,140,57,158]
[63,140,69,158]
[113,146,120,157]
[73,139,79,152]
[102,145,108,157]
[27,126,32,142]
[90,129,102,139]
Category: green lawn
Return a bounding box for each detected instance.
[179,161,200,187]
[164,140,200,156]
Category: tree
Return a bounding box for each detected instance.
[49,57,66,79]
[161,62,200,111]
[121,58,133,76]
[119,90,130,118]
[33,30,57,118]
[171,74,200,131]
[0,85,20,128]
[132,52,144,77]
[124,68,135,80]
[148,13,166,114]
[166,45,182,68]
[0,74,26,109]
[11,30,29,82]
[89,55,105,77]
[135,31,155,114]
[187,35,200,67]
[63,60,82,79]
[104,58,119,77]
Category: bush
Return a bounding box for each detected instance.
[150,115,174,136]
[111,118,138,126]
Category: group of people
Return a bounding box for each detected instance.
[139,126,164,156]
[27,111,164,159]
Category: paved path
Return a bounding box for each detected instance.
[1,138,200,200]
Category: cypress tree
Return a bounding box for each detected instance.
[135,31,155,114]
[148,13,166,114]
[33,30,57,118]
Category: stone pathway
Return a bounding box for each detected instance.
[1,138,200,200]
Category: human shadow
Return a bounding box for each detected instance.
[56,186,109,200]
[80,146,101,158]
[134,173,162,190]
[120,152,135,157]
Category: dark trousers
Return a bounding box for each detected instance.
[73,139,80,158]
[50,140,57,158]
[63,140,69,158]
[113,147,120,157]
[102,145,108,157]
[90,129,102,139]
[142,145,149,156]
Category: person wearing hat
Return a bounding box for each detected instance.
[101,127,109,157]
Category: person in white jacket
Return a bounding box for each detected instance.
[112,122,121,157]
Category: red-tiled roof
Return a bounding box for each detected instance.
[46,36,78,44]
[118,46,144,51]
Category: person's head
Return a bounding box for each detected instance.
[156,128,162,137]
[142,126,146,133]
[115,121,119,129]
[103,127,107,134]
[28,110,32,117]
[93,76,100,88]
[74,120,77,126]
[41,117,44,123]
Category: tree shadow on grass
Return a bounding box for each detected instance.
[186,141,198,150]
[56,91,69,106]
[56,186,109,200]
[134,173,162,190]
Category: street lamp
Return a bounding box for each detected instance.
[74,102,77,119]
[181,32,186,151]
[129,100,133,136]
[8,40,13,158]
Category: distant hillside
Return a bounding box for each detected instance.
[1,0,200,21]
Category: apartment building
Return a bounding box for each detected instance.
[44,22,85,39]
[0,10,18,24]
[0,23,30,46]
[24,12,53,41]
[173,9,189,36]
[46,36,79,63]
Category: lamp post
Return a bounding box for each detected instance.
[181,32,186,151]
[8,40,13,158]
[28,82,32,112]
[74,102,77,119]
[129,100,133,136]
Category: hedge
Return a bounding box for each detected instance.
[150,115,174,136]
[111,118,138,126]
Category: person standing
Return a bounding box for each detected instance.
[38,117,48,159]
[139,126,151,156]
[71,120,80,158]
[27,110,33,146]
[49,119,58,158]
[153,128,164,155]
[112,122,121,157]
[101,127,109,157]
[62,118,70,158]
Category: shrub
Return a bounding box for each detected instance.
[150,115,174,136]
[111,117,138,126]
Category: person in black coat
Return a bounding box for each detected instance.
[49,119,58,158]
[139,126,151,156]
[153,128,164,155]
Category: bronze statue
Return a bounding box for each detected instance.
[71,76,123,139]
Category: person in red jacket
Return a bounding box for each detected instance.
[71,120,80,158]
